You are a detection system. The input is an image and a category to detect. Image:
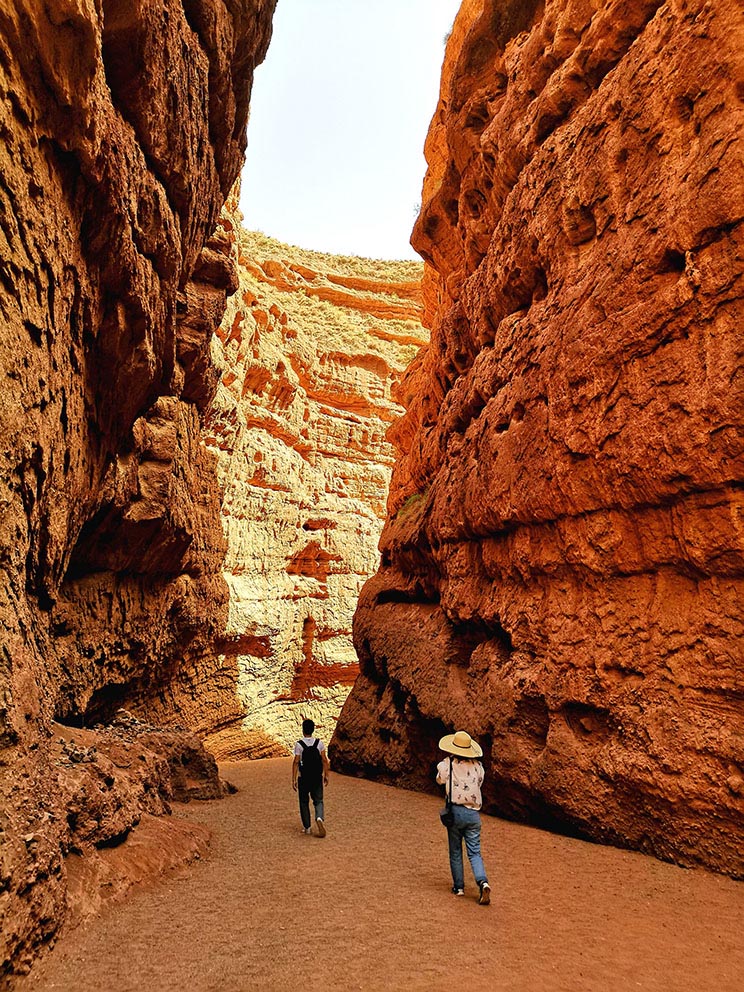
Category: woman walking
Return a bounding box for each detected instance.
[436,730,491,905]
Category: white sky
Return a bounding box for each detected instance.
[239,0,462,261]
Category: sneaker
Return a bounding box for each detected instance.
[303,827,312,835]
[478,882,491,906]
[451,887,464,896]
[315,817,326,838]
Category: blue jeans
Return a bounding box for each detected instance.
[447,805,488,889]
[298,777,324,828]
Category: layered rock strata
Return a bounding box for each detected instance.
[203,228,426,758]
[0,0,275,975]
[333,0,744,877]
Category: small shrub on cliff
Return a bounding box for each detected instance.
[395,489,429,522]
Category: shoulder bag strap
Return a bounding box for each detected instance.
[447,756,453,809]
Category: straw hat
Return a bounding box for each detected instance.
[439,730,483,758]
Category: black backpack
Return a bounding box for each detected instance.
[298,739,323,784]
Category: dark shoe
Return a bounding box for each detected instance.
[451,887,464,896]
[478,881,491,906]
[315,817,326,837]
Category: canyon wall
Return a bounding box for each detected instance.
[0,0,275,974]
[198,227,426,759]
[333,0,744,877]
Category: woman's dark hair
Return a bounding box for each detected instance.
[302,718,315,737]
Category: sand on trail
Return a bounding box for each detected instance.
[22,757,744,992]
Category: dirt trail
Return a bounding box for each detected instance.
[22,758,744,992]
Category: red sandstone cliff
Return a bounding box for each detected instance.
[0,0,275,975]
[333,0,744,877]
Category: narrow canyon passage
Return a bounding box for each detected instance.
[4,0,742,978]
[22,760,744,992]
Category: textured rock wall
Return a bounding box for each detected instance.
[0,0,275,974]
[333,0,744,877]
[201,227,426,758]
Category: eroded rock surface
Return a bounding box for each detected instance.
[0,0,275,974]
[333,0,744,877]
[202,228,426,758]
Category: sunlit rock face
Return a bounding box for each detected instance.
[0,0,275,974]
[203,227,427,758]
[333,0,744,877]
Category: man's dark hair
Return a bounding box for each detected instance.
[302,718,315,737]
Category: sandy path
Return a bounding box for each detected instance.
[22,758,744,992]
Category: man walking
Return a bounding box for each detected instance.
[292,718,330,836]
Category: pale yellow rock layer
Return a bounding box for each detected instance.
[205,224,427,756]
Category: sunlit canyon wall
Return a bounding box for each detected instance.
[333,0,744,877]
[200,226,426,759]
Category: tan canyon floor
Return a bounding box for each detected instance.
[24,757,744,992]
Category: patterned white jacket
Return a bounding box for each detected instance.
[436,756,484,810]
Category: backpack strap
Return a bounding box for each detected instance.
[312,738,319,750]
[298,740,308,751]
